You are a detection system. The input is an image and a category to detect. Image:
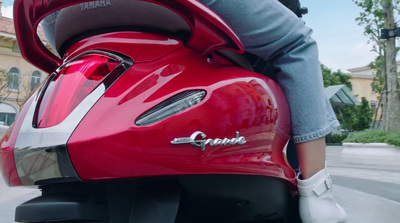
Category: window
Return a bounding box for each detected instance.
[371,85,377,93]
[371,104,377,112]
[12,43,21,53]
[7,67,21,91]
[30,71,42,92]
[370,100,377,112]
[0,103,17,126]
[0,113,16,126]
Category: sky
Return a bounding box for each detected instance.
[0,0,392,72]
[302,0,379,71]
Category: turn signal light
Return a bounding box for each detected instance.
[135,90,206,126]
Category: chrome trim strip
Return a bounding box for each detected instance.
[14,50,133,185]
[14,85,106,185]
[56,50,127,73]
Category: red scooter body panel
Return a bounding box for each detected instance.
[0,95,36,186]
[66,34,294,185]
[63,32,183,63]
[3,0,297,192]
[6,1,302,221]
[13,0,244,73]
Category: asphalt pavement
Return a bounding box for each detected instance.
[327,146,400,223]
[333,185,400,223]
[0,178,40,223]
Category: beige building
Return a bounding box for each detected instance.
[347,61,400,124]
[348,65,379,110]
[0,3,47,126]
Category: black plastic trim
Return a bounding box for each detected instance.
[15,195,109,223]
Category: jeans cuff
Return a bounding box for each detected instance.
[292,120,340,144]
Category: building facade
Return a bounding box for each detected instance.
[0,3,47,126]
[347,61,400,125]
[348,65,380,111]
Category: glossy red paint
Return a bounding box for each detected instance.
[150,0,244,54]
[9,0,296,191]
[13,0,244,73]
[63,32,183,63]
[36,53,120,128]
[65,34,295,187]
[0,95,36,186]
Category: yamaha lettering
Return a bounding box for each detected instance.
[171,131,246,151]
[80,0,112,11]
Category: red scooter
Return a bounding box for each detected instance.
[1,0,305,222]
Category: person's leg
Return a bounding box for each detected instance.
[197,0,346,222]
[197,0,336,178]
[296,137,326,179]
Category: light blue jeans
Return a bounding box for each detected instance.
[198,0,339,144]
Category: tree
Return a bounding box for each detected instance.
[0,68,30,110]
[0,69,13,104]
[381,0,400,132]
[369,56,385,128]
[321,65,352,89]
[15,81,30,109]
[353,0,400,132]
[353,0,386,54]
[322,65,373,132]
[353,97,374,130]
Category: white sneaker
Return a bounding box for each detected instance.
[297,169,347,223]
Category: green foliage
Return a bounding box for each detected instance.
[386,132,400,147]
[353,0,400,132]
[354,97,374,131]
[330,134,348,143]
[336,98,373,132]
[344,129,388,143]
[321,65,373,132]
[321,64,352,89]
[337,107,356,131]
[369,56,385,93]
[353,0,385,49]
[344,129,400,147]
